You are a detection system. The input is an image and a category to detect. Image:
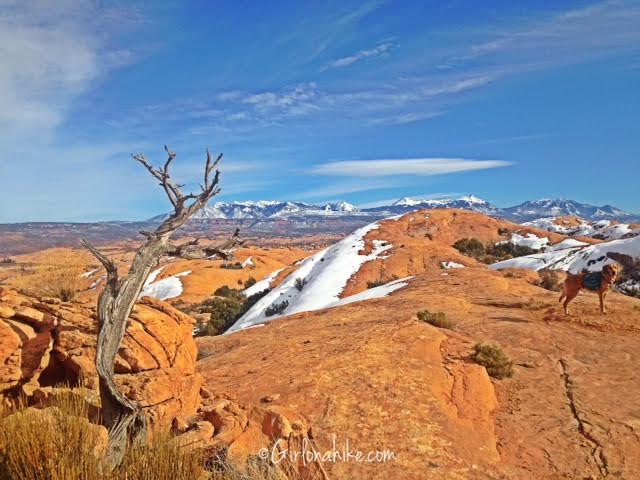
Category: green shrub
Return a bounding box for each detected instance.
[454,237,536,263]
[265,300,288,317]
[203,297,244,335]
[453,238,485,258]
[471,342,514,379]
[417,310,452,328]
[194,287,272,337]
[213,285,244,300]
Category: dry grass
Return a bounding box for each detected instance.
[417,310,453,329]
[0,392,205,480]
[0,391,309,480]
[535,269,561,292]
[12,249,90,302]
[0,393,103,480]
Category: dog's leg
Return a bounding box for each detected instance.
[564,290,578,315]
[600,291,608,314]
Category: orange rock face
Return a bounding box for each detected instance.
[195,210,640,479]
[0,288,201,432]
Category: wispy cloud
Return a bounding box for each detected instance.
[324,40,394,70]
[310,158,512,177]
[0,0,138,142]
[367,111,445,126]
[463,0,640,69]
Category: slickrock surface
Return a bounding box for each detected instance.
[197,210,640,479]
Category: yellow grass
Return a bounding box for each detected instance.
[11,249,91,301]
[0,391,307,480]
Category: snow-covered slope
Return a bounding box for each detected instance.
[490,236,640,274]
[524,217,638,240]
[227,219,407,332]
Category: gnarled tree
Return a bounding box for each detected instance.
[82,146,243,469]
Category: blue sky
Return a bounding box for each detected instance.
[0,0,639,222]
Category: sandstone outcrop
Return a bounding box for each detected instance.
[0,288,201,432]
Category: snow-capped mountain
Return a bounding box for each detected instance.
[149,200,363,221]
[363,195,500,217]
[148,196,636,223]
[502,199,635,222]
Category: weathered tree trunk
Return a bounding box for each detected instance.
[83,147,242,469]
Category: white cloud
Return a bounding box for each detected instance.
[465,0,640,67]
[0,0,136,141]
[325,41,394,69]
[310,158,512,177]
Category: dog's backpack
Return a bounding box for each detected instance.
[583,272,603,291]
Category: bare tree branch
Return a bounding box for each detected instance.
[82,146,234,469]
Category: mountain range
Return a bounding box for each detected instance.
[149,196,638,223]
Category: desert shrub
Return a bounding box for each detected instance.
[265,300,289,317]
[0,257,14,264]
[194,287,272,336]
[243,289,271,311]
[367,275,399,289]
[486,242,536,262]
[367,279,387,289]
[453,238,485,258]
[203,297,245,335]
[536,269,560,291]
[497,227,510,236]
[214,285,244,300]
[220,262,243,270]
[243,277,257,289]
[417,310,452,329]
[454,237,535,263]
[471,342,514,379]
[294,278,307,292]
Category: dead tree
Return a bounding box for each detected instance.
[82,146,243,469]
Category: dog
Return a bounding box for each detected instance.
[559,263,620,315]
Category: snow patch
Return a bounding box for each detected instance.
[228,220,395,332]
[140,270,191,300]
[241,256,254,268]
[333,277,411,307]
[440,261,464,269]
[243,268,284,297]
[491,235,640,274]
[500,232,549,251]
[80,268,99,278]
